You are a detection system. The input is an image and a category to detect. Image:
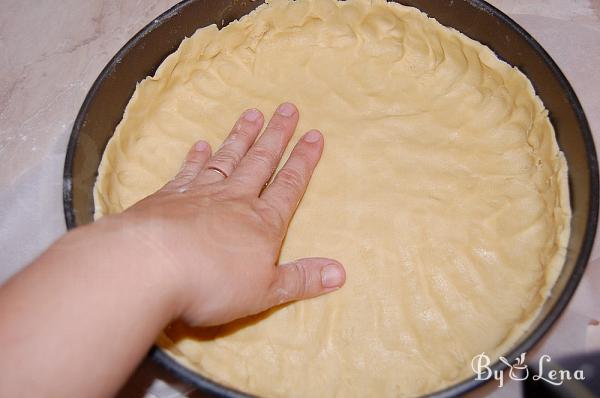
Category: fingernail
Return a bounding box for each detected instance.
[276,102,296,117]
[243,108,261,122]
[194,141,209,152]
[321,264,344,288]
[303,129,322,143]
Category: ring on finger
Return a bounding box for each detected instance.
[206,166,228,179]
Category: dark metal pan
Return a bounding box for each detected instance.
[63,1,599,396]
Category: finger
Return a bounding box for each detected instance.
[231,102,299,193]
[264,258,346,307]
[261,129,323,223]
[165,140,211,189]
[197,108,264,184]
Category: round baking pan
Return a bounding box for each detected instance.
[63,0,599,397]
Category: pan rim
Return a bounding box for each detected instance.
[62,0,599,397]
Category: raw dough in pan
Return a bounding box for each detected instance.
[94,0,570,396]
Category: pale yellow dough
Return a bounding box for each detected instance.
[94,0,571,396]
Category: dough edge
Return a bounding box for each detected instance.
[93,0,571,395]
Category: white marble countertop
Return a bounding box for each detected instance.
[1,1,599,397]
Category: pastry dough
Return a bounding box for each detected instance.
[94,0,570,396]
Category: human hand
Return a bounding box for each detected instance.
[120,103,346,326]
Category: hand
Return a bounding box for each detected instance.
[120,102,346,326]
[0,102,346,397]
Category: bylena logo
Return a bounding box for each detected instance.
[471,352,585,387]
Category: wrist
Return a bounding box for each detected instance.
[60,215,187,323]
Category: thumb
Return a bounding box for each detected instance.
[266,258,346,306]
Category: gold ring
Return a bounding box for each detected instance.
[206,166,228,179]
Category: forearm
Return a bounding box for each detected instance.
[0,217,182,397]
